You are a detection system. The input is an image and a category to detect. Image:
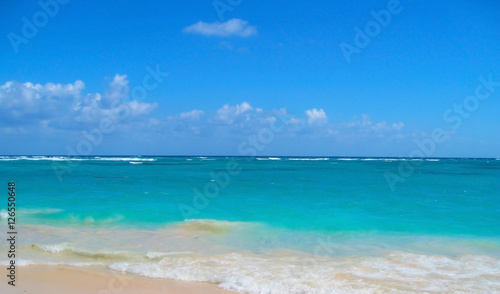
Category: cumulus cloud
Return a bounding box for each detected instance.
[369,121,404,133]
[337,114,405,140]
[156,102,273,139]
[183,19,257,37]
[343,114,372,128]
[179,109,204,121]
[0,75,157,130]
[305,108,328,125]
[161,106,404,141]
[0,80,82,125]
[0,72,408,154]
[214,101,253,124]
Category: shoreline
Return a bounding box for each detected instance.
[0,265,236,294]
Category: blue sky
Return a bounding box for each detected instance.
[0,0,499,156]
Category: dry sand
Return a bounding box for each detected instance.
[0,265,235,294]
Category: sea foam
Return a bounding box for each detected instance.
[108,251,500,294]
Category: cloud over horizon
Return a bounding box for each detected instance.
[182,19,257,37]
[0,75,157,132]
[306,108,328,125]
[0,75,408,155]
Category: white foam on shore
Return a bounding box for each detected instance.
[10,222,500,293]
[0,259,104,267]
[38,243,72,253]
[108,251,500,294]
[32,243,130,262]
[146,251,194,259]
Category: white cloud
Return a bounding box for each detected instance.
[305,108,328,125]
[336,114,406,141]
[392,122,404,131]
[102,74,129,107]
[343,114,372,128]
[365,118,404,133]
[215,101,253,124]
[341,114,403,133]
[0,74,409,151]
[183,19,257,37]
[0,75,156,130]
[180,109,204,121]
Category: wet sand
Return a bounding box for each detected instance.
[0,265,235,294]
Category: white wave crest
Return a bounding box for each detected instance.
[257,157,282,161]
[288,158,329,161]
[0,156,156,162]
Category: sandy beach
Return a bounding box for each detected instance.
[0,265,235,294]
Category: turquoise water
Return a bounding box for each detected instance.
[1,156,500,293]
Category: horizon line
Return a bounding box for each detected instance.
[1,155,498,160]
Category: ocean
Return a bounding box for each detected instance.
[1,156,499,293]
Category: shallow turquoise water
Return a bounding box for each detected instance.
[2,156,499,236]
[1,156,500,293]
